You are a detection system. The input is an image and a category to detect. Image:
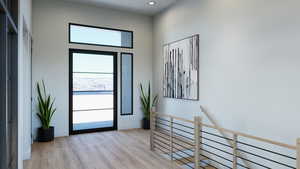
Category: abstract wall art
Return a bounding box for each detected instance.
[163,35,199,100]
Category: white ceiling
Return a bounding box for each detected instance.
[64,0,178,15]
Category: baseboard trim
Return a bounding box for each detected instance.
[23,147,31,160]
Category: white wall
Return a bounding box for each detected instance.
[32,0,153,138]
[19,0,32,164]
[153,0,300,148]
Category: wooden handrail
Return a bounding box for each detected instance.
[200,106,296,150]
[202,123,296,150]
[155,112,194,124]
[151,111,298,169]
[154,112,296,150]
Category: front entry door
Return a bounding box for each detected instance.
[69,49,117,134]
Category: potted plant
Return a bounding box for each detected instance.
[36,81,56,142]
[140,82,158,130]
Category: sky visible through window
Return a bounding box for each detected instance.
[73,53,114,91]
[73,53,113,73]
[70,25,122,46]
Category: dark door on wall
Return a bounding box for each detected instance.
[69,49,118,134]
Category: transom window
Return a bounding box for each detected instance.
[69,23,133,48]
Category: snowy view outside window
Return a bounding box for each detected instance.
[72,53,114,130]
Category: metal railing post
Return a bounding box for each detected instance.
[233,134,238,169]
[170,117,174,160]
[297,138,300,169]
[194,116,202,169]
[150,112,156,151]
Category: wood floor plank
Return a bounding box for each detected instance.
[24,129,182,169]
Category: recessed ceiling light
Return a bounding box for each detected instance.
[148,1,156,6]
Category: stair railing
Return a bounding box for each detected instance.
[150,112,299,169]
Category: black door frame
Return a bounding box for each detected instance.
[69,48,118,135]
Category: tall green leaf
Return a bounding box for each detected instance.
[139,82,158,120]
[36,81,56,129]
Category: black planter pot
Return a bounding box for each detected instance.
[142,118,150,130]
[38,126,54,142]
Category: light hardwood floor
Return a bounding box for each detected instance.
[24,129,182,169]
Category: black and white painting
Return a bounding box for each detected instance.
[163,35,199,100]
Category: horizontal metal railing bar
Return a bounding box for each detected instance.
[156,121,171,128]
[173,156,195,165]
[155,126,171,133]
[155,123,170,129]
[73,71,113,74]
[173,126,194,136]
[200,147,233,163]
[154,138,194,169]
[173,122,194,130]
[173,132,195,142]
[172,139,220,169]
[153,142,170,156]
[154,112,296,150]
[199,161,217,169]
[155,135,191,156]
[202,142,233,156]
[237,148,296,169]
[154,140,170,152]
[73,108,113,112]
[198,154,221,169]
[154,145,169,155]
[173,135,194,147]
[171,145,196,168]
[172,151,194,169]
[154,134,193,153]
[237,156,271,169]
[154,131,192,151]
[153,131,170,140]
[172,141,195,153]
[236,163,250,169]
[198,158,218,169]
[198,165,205,169]
[156,117,170,122]
[237,141,296,160]
[172,158,194,169]
[201,130,233,141]
[153,134,170,146]
[155,126,195,144]
[154,141,194,169]
[173,157,194,169]
[200,136,233,148]
[154,137,170,149]
[199,148,249,169]
[153,130,194,147]
[156,117,195,130]
[172,146,194,159]
[201,153,232,169]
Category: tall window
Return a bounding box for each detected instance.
[121,53,133,115]
[69,23,133,48]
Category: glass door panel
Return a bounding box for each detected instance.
[69,49,117,134]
